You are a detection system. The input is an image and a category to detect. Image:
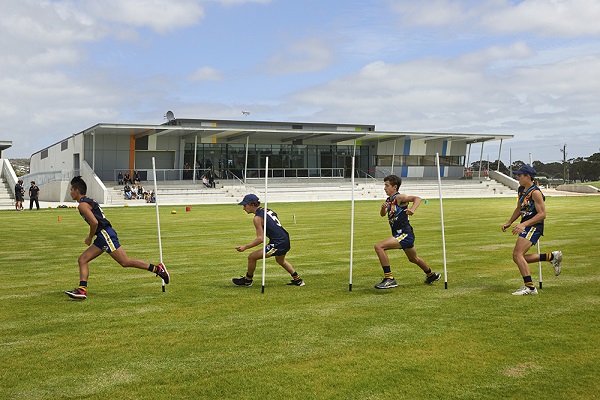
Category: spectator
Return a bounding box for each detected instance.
[202,174,210,188]
[148,190,156,203]
[28,181,40,210]
[137,184,144,199]
[124,183,133,200]
[133,170,140,184]
[117,171,123,185]
[208,169,216,188]
[15,179,24,211]
[123,171,131,185]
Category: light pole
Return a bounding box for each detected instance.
[560,144,567,183]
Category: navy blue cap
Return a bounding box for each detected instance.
[514,165,536,176]
[239,194,259,205]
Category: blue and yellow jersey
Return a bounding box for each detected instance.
[79,196,112,235]
[386,193,413,236]
[255,207,290,246]
[518,185,544,234]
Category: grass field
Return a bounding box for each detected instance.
[1,196,599,399]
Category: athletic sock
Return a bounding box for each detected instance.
[523,276,535,289]
[148,264,155,273]
[424,268,434,277]
[539,253,551,262]
[382,265,393,279]
[291,271,301,280]
[78,281,87,292]
[245,273,253,281]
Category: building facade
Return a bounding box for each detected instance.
[28,118,512,200]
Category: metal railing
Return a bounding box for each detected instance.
[244,167,346,180]
[355,169,380,185]
[113,167,353,182]
[113,168,214,183]
[18,170,73,186]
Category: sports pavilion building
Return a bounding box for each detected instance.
[27,117,512,203]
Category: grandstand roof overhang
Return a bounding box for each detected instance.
[0,140,12,156]
[72,120,512,146]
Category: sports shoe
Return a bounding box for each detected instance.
[550,251,562,276]
[155,263,170,284]
[424,272,441,284]
[286,278,305,286]
[232,276,253,287]
[512,286,538,295]
[374,278,398,289]
[65,287,87,300]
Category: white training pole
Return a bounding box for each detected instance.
[537,242,543,289]
[529,153,543,289]
[152,157,165,292]
[435,153,448,289]
[261,157,269,294]
[349,156,355,292]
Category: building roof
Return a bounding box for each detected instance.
[0,140,12,154]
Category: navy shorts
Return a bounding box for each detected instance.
[265,242,290,257]
[519,226,542,245]
[93,227,121,253]
[394,232,415,249]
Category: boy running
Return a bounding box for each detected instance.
[374,175,440,289]
[65,176,169,300]
[233,194,304,287]
[502,165,562,295]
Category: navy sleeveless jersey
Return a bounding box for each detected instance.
[255,207,289,246]
[387,193,413,236]
[79,196,112,234]
[518,185,544,234]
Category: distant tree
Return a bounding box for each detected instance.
[510,160,527,173]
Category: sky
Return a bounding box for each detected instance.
[2,0,600,164]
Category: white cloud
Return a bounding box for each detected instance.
[1,0,598,163]
[290,43,600,154]
[217,0,271,5]
[266,37,333,74]
[390,0,600,37]
[83,0,205,34]
[390,0,475,27]
[0,1,102,45]
[190,66,223,81]
[481,0,600,36]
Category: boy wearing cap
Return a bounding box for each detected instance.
[502,165,562,295]
[233,194,304,287]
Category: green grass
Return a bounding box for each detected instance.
[1,197,599,399]
[583,181,600,189]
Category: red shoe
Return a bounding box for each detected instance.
[65,287,87,300]
[155,263,170,284]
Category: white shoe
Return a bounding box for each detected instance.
[550,251,562,276]
[512,286,538,295]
